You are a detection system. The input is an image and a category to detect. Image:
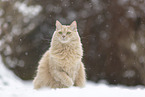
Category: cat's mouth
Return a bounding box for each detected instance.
[60,38,69,43]
[61,40,69,43]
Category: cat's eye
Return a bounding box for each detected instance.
[67,32,71,34]
[58,32,62,34]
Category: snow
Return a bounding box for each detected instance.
[131,43,138,52]
[14,1,42,18]
[0,56,145,97]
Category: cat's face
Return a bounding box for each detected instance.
[54,20,79,43]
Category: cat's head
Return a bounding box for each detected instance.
[53,20,80,43]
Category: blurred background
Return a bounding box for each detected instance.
[0,0,145,86]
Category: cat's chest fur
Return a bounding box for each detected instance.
[50,42,82,63]
[49,43,82,80]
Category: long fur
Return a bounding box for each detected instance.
[33,21,86,89]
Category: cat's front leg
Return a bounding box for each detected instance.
[51,69,74,87]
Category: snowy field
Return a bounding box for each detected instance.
[0,56,145,97]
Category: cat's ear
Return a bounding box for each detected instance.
[56,20,62,30]
[70,21,77,31]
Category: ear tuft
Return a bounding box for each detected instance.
[56,20,62,30]
[70,21,77,31]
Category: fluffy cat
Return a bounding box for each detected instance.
[33,20,86,89]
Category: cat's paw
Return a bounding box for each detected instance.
[65,78,74,87]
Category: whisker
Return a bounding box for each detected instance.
[81,35,96,39]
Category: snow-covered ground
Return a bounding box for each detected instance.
[0,56,145,97]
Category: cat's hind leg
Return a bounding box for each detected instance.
[33,75,43,89]
[74,62,86,87]
[33,65,50,89]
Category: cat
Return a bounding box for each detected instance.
[33,20,86,89]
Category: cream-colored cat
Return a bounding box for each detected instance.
[33,20,86,89]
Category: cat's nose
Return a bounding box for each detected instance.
[62,35,65,38]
